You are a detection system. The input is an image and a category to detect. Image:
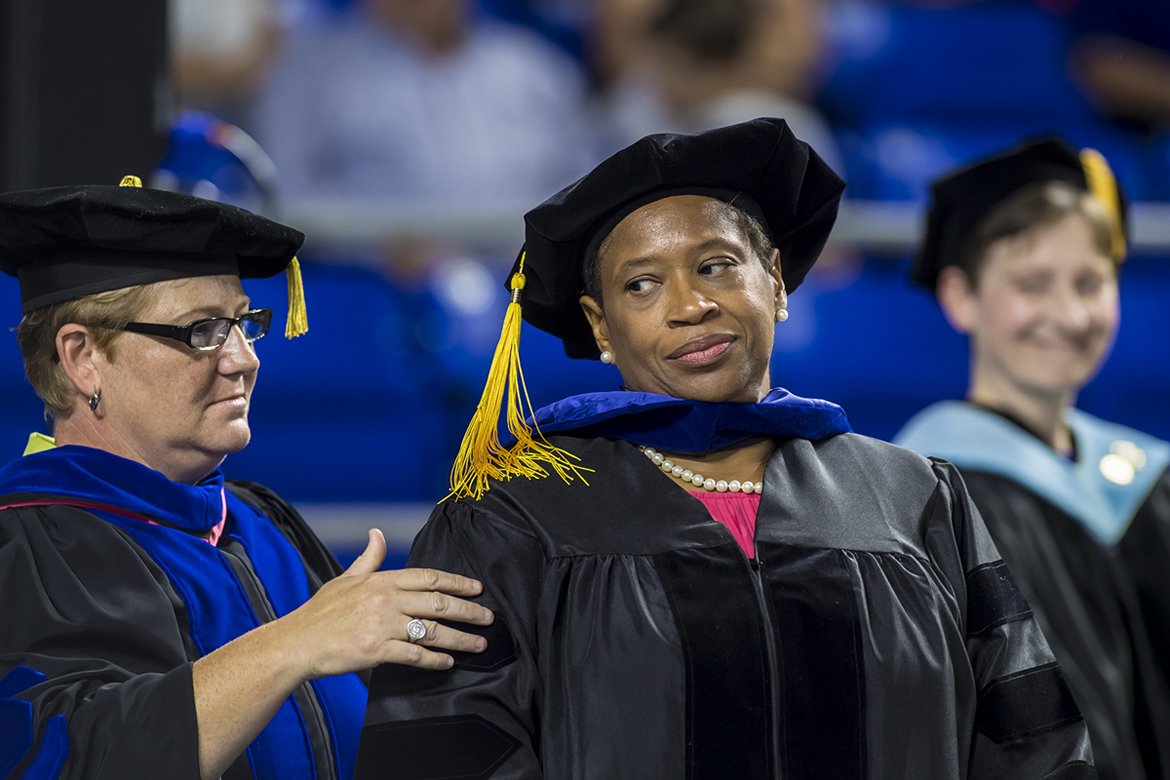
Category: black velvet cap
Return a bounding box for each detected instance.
[516,117,845,359]
[912,136,1129,291]
[0,178,304,313]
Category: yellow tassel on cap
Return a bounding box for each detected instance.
[115,174,310,338]
[447,252,591,501]
[1079,148,1126,263]
[285,257,309,338]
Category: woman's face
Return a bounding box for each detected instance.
[95,275,261,481]
[942,213,1119,402]
[580,195,785,403]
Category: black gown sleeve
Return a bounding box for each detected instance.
[925,461,1097,778]
[961,469,1170,778]
[0,504,200,779]
[356,499,545,779]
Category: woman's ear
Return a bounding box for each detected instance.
[579,294,611,356]
[936,266,977,335]
[55,324,103,401]
[768,249,787,315]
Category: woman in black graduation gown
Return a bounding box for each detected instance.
[896,138,1170,778]
[0,178,494,779]
[357,119,1094,778]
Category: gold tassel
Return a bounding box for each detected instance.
[1079,148,1127,263]
[285,256,309,338]
[116,174,311,336]
[446,253,592,501]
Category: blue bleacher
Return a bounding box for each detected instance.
[0,283,52,460]
[222,261,458,502]
[772,257,968,442]
[821,0,1169,202]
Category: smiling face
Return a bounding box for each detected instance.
[579,195,785,403]
[940,213,1119,404]
[93,274,261,482]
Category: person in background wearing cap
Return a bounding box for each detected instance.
[355,118,1093,778]
[0,177,495,779]
[895,138,1170,778]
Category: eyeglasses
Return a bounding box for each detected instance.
[119,308,273,351]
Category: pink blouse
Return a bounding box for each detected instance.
[690,490,761,559]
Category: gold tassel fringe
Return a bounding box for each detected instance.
[285,257,309,338]
[447,254,592,501]
[1079,148,1127,263]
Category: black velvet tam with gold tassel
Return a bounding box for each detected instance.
[0,175,307,337]
[518,117,845,360]
[447,118,845,500]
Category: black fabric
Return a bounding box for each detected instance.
[759,544,866,780]
[0,503,202,779]
[0,181,303,312]
[516,117,845,358]
[966,561,1034,637]
[358,434,1094,777]
[961,469,1170,779]
[912,136,1128,291]
[358,716,521,780]
[441,618,517,674]
[655,546,772,778]
[1043,762,1099,780]
[977,664,1084,743]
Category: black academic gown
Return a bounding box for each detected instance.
[0,477,359,780]
[358,433,1093,779]
[961,471,1170,779]
[898,401,1170,779]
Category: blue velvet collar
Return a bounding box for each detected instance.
[530,388,851,455]
[0,445,224,534]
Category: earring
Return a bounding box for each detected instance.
[776,309,789,323]
[600,350,613,364]
[88,389,101,412]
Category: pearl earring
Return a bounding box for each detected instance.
[600,350,613,364]
[776,309,789,323]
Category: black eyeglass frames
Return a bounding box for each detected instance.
[119,308,273,351]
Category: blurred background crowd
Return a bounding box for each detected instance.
[2,0,1169,563]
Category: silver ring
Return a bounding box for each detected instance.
[405,618,427,643]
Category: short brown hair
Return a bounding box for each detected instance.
[17,283,159,421]
[958,181,1115,288]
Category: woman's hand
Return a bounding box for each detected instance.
[192,528,494,779]
[281,528,494,678]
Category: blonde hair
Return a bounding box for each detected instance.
[17,284,159,421]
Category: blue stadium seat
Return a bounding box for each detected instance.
[820,1,1167,202]
[225,262,455,501]
[772,257,968,441]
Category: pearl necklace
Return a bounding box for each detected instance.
[639,446,763,494]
